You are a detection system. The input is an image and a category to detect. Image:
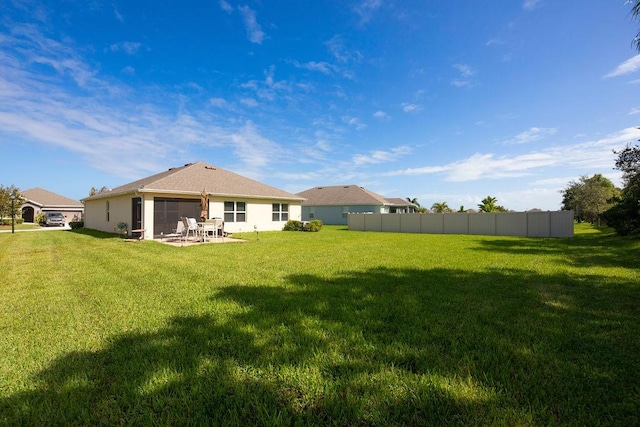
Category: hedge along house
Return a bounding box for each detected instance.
[21,188,84,223]
[296,185,417,225]
[82,162,304,239]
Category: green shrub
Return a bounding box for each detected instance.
[35,212,45,225]
[304,219,323,232]
[283,220,304,231]
[69,221,84,230]
[1,218,24,225]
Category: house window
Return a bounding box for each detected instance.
[342,206,349,219]
[309,207,315,219]
[272,203,289,221]
[224,201,246,222]
[106,201,110,222]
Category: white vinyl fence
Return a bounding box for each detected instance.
[348,211,574,237]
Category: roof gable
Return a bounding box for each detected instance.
[84,162,304,201]
[22,188,83,207]
[296,185,392,206]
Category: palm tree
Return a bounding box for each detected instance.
[405,197,420,208]
[633,0,640,51]
[478,196,498,213]
[431,201,450,213]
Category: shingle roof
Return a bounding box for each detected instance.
[83,162,304,201]
[22,188,83,208]
[296,185,408,206]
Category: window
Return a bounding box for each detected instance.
[342,206,349,219]
[272,203,289,221]
[224,201,246,222]
[106,201,110,222]
[309,207,315,219]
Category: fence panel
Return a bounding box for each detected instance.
[348,211,573,237]
[496,212,528,236]
[421,214,444,234]
[469,214,496,235]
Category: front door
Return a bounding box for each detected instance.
[131,197,142,238]
[22,206,34,223]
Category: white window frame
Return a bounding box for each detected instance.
[224,201,246,223]
[272,203,289,221]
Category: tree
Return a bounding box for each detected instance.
[0,185,25,220]
[431,202,450,213]
[602,144,640,235]
[478,196,497,213]
[561,174,619,227]
[405,197,420,208]
[632,0,640,51]
[89,186,110,196]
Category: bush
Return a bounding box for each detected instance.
[283,220,304,231]
[35,212,45,225]
[69,221,84,230]
[304,219,323,232]
[1,218,24,226]
[283,219,323,232]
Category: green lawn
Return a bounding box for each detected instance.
[1,224,638,425]
[0,223,43,231]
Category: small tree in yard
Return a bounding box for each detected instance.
[0,185,25,222]
[561,174,619,227]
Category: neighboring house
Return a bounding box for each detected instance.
[21,188,84,223]
[82,162,304,239]
[296,185,417,225]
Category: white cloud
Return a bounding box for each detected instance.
[219,0,233,13]
[384,127,640,182]
[238,5,265,44]
[0,24,290,180]
[401,103,422,113]
[110,41,141,55]
[502,127,557,145]
[523,0,540,10]
[209,97,228,108]
[290,60,335,74]
[342,116,367,130]
[239,97,258,107]
[628,107,640,115]
[352,146,411,166]
[325,35,362,64]
[373,110,390,120]
[354,0,383,24]
[604,55,640,78]
[451,63,475,88]
[453,63,474,77]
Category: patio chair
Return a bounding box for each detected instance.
[204,217,224,240]
[182,217,201,241]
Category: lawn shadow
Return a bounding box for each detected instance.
[1,267,638,424]
[472,231,640,270]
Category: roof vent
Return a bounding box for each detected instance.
[205,165,216,170]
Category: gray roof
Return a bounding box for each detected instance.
[296,185,411,207]
[22,188,83,208]
[83,162,304,202]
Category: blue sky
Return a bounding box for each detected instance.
[1,0,639,211]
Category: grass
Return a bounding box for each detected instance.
[0,223,42,231]
[0,224,638,425]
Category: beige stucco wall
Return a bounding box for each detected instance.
[208,198,302,233]
[84,194,134,234]
[84,193,303,239]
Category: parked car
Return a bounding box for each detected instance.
[44,212,65,227]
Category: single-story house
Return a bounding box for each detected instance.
[82,162,305,239]
[296,185,417,225]
[21,188,84,223]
